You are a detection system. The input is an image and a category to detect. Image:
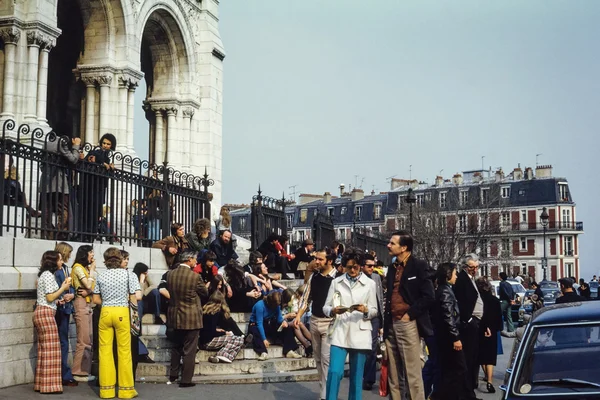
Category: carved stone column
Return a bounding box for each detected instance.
[97,75,113,140]
[81,76,97,144]
[126,82,138,154]
[154,109,165,164]
[165,107,178,166]
[24,31,43,121]
[36,40,54,126]
[182,107,195,171]
[117,76,130,152]
[0,27,22,119]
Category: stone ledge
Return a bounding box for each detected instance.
[139,368,321,385]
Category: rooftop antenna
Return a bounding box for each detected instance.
[536,153,542,167]
[481,156,485,172]
[386,175,397,183]
[288,184,298,202]
[409,165,412,180]
[359,177,365,189]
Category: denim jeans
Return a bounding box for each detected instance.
[326,345,367,400]
[55,310,74,381]
[148,219,161,241]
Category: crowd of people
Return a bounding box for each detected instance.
[33,221,592,400]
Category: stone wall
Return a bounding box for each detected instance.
[0,236,170,388]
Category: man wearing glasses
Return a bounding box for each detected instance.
[384,231,434,400]
[362,254,384,391]
[453,254,486,399]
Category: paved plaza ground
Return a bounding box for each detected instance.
[0,337,513,400]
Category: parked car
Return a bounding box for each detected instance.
[590,281,599,299]
[501,301,600,399]
[522,288,562,315]
[491,279,527,325]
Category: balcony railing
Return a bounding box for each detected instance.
[499,221,583,233]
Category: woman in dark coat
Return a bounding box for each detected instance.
[476,277,504,394]
[433,262,471,400]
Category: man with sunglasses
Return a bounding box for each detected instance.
[384,231,434,400]
[453,254,486,399]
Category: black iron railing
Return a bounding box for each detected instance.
[0,119,213,247]
[353,229,392,265]
[313,213,335,250]
[250,187,286,250]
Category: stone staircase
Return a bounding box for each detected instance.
[136,279,319,384]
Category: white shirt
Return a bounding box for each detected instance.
[323,273,378,350]
[37,270,59,310]
[94,269,140,307]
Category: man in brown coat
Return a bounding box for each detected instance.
[166,250,208,387]
[152,222,190,267]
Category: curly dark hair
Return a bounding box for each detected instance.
[39,251,61,277]
[193,218,211,235]
[341,247,365,268]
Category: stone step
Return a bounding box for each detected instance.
[137,368,322,384]
[140,322,249,340]
[136,356,316,377]
[146,344,303,363]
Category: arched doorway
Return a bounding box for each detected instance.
[46,0,85,137]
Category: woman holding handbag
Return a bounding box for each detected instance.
[93,247,140,399]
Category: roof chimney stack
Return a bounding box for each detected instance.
[452,173,463,185]
[324,192,332,204]
[495,168,504,182]
[351,188,364,201]
[535,165,553,178]
[435,175,444,186]
[339,183,345,197]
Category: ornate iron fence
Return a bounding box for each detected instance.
[0,119,213,247]
[250,187,286,250]
[313,212,335,250]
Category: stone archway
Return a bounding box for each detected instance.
[138,6,195,169]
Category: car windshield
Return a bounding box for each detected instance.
[511,283,526,293]
[514,323,600,395]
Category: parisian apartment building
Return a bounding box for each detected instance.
[230,164,583,282]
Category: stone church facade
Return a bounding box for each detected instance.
[0,0,225,209]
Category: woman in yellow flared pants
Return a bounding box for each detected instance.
[93,247,140,399]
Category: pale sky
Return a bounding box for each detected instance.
[137,0,599,277]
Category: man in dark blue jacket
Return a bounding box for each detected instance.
[499,272,515,332]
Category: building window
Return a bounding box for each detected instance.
[481,188,490,205]
[341,206,347,215]
[521,263,527,275]
[339,228,346,241]
[286,214,293,229]
[459,190,469,207]
[354,206,362,221]
[521,210,527,223]
[313,209,318,217]
[565,262,574,278]
[298,230,305,242]
[327,207,334,218]
[372,226,380,233]
[501,186,511,198]
[398,196,405,211]
[425,192,432,202]
[439,192,447,208]
[480,239,488,258]
[300,209,307,223]
[458,215,467,233]
[559,184,569,201]
[416,194,424,207]
[520,237,527,251]
[374,203,382,220]
[562,209,571,227]
[399,218,406,230]
[501,212,510,228]
[564,236,573,256]
[501,239,510,252]
[239,217,247,231]
[479,213,488,231]
[439,216,446,232]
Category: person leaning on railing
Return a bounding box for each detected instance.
[1,148,41,217]
[152,222,190,268]
[39,133,82,240]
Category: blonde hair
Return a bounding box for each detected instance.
[103,247,123,269]
[219,206,232,228]
[54,242,73,263]
[202,290,231,319]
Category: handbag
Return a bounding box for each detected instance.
[127,273,141,336]
[379,359,389,397]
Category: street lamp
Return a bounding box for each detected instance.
[540,207,549,282]
[405,188,417,235]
